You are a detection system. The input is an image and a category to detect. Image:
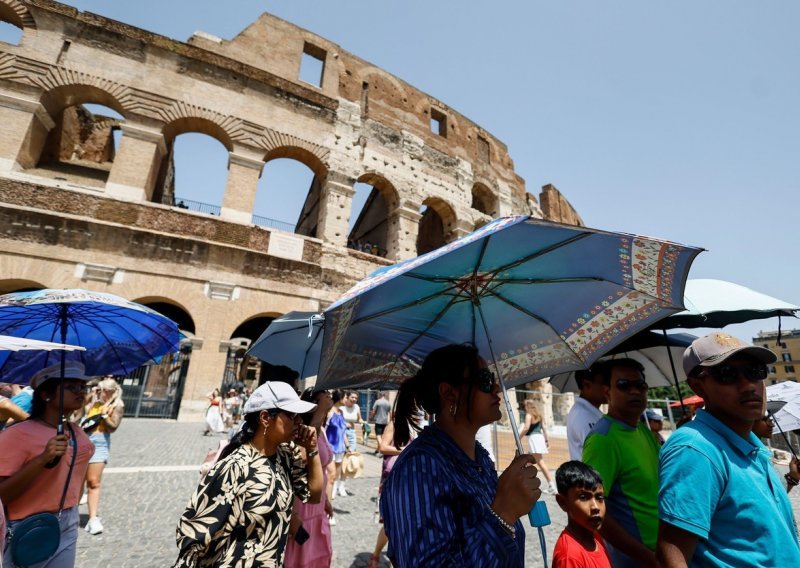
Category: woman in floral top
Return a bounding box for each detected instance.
[174,382,323,567]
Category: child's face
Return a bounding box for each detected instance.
[558,484,605,532]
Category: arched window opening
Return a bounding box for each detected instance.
[158,132,229,213]
[0,18,22,45]
[0,280,44,294]
[416,203,446,256]
[34,103,124,187]
[347,180,390,258]
[227,316,278,390]
[255,158,317,237]
[137,301,196,335]
[471,183,496,217]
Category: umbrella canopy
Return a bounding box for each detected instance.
[317,216,701,393]
[655,278,798,329]
[550,331,697,393]
[767,381,800,432]
[0,288,180,385]
[247,312,324,380]
[0,335,86,353]
[669,394,704,408]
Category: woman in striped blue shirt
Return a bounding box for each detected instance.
[379,344,542,567]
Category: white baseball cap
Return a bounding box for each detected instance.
[30,361,92,389]
[243,381,316,415]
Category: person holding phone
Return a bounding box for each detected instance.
[285,388,334,568]
[81,376,124,536]
[380,344,541,567]
[174,382,323,567]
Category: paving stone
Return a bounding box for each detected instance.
[73,419,800,567]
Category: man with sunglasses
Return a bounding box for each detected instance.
[582,358,660,568]
[657,332,800,567]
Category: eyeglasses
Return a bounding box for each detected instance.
[614,378,649,392]
[63,383,91,394]
[474,368,498,394]
[699,364,768,385]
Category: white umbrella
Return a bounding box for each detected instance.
[550,332,696,393]
[657,279,798,329]
[0,335,86,352]
[767,381,800,433]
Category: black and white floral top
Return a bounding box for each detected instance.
[174,442,309,567]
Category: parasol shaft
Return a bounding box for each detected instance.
[662,329,686,414]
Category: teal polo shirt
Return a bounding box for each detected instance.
[659,409,800,567]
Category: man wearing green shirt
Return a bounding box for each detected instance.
[582,358,659,568]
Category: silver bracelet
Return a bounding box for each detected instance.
[487,506,515,538]
[307,448,319,459]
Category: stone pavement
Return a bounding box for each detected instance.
[74,419,800,567]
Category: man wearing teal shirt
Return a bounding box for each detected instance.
[582,358,660,568]
[658,332,800,567]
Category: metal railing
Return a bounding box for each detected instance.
[173,196,295,232]
[173,197,220,216]
[251,214,295,233]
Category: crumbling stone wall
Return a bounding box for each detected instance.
[0,0,584,417]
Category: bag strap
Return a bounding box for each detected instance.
[58,423,78,516]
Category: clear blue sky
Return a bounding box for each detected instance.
[12,1,800,343]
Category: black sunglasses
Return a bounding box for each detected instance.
[267,409,298,420]
[474,368,498,394]
[614,378,649,392]
[699,364,768,385]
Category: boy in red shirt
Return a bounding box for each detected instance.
[552,460,611,568]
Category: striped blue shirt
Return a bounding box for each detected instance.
[380,425,525,567]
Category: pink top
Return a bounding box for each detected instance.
[284,429,333,568]
[0,420,94,520]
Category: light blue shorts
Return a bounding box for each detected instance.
[89,432,110,464]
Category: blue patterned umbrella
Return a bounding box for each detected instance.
[316,216,700,559]
[0,289,180,385]
[317,216,701,412]
[247,311,324,380]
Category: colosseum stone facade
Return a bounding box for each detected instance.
[0,0,582,418]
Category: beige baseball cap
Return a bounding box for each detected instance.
[683,332,776,376]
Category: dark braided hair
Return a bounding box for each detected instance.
[393,344,481,448]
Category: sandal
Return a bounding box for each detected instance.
[368,554,380,568]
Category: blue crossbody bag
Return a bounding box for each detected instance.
[8,424,77,567]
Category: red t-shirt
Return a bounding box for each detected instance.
[552,529,611,568]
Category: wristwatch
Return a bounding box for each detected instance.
[307,448,319,459]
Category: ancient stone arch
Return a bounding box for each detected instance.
[0,2,582,418]
[0,278,45,294]
[35,71,131,116]
[348,171,399,256]
[132,296,197,335]
[417,196,459,255]
[264,144,327,179]
[472,181,498,217]
[262,130,328,173]
[0,0,36,31]
[160,107,234,152]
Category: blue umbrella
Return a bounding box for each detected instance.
[247,311,324,380]
[316,216,700,562]
[0,288,180,464]
[318,217,701,397]
[0,289,180,383]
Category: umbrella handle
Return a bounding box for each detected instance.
[44,421,65,468]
